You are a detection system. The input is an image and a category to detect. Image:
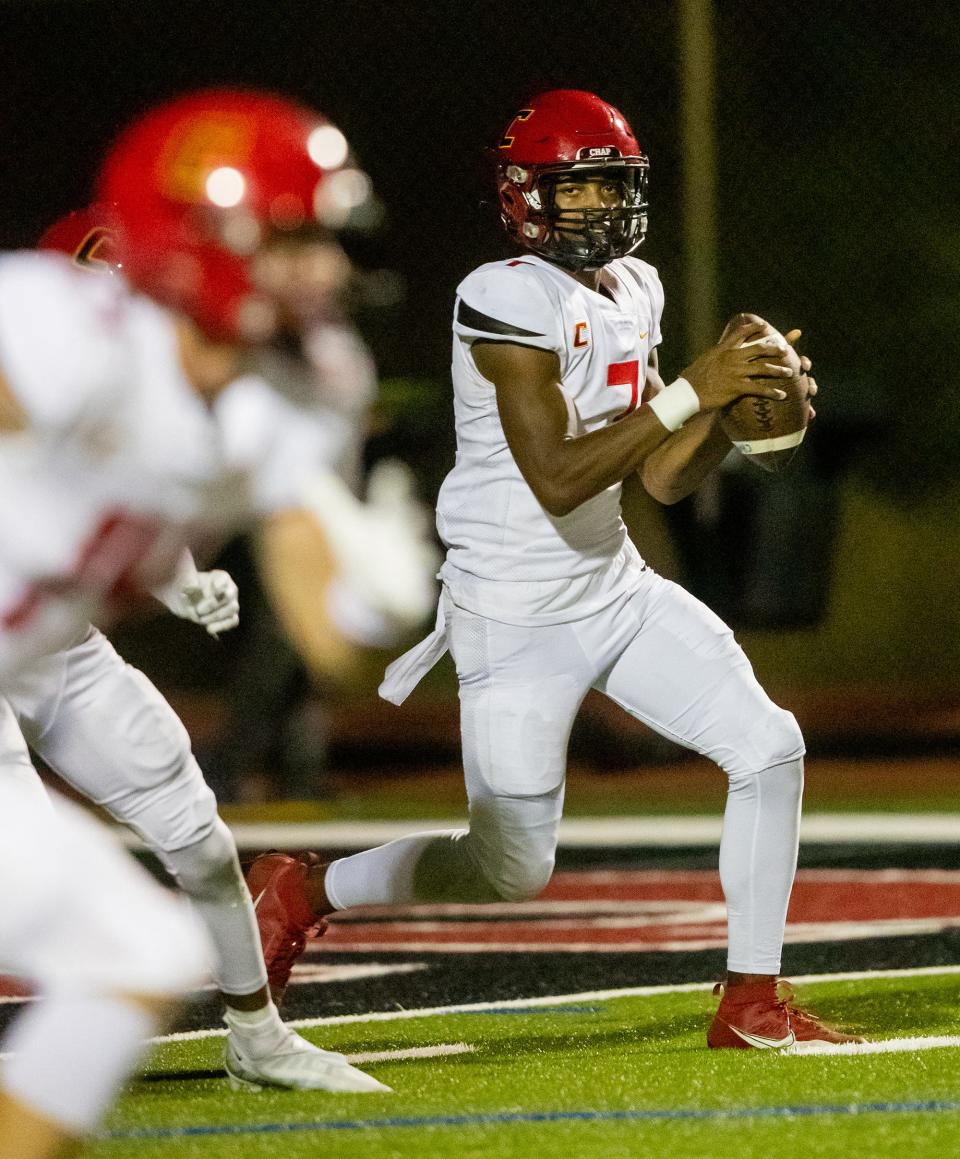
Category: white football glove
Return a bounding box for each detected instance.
[178,570,240,637]
[303,459,440,634]
[153,552,240,638]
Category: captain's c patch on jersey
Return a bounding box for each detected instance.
[573,321,589,348]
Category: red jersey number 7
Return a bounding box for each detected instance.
[606,359,640,421]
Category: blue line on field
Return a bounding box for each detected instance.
[105,1100,960,1140]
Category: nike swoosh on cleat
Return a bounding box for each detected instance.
[729,1025,796,1050]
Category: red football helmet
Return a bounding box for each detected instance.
[37,204,120,272]
[494,90,649,270]
[96,88,374,342]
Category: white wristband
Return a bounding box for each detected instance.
[648,377,700,432]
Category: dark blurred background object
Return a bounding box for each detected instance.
[6,0,960,791]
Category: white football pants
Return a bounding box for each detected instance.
[0,698,209,995]
[0,698,209,1134]
[326,572,805,974]
[3,627,269,997]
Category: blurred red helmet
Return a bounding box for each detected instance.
[494,89,649,270]
[96,88,374,342]
[37,204,120,272]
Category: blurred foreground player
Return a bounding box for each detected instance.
[0,701,210,1159]
[34,207,434,812]
[206,228,432,800]
[249,90,860,1048]
[0,91,412,1092]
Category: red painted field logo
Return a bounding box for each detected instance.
[317,869,960,953]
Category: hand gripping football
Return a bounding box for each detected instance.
[720,319,811,473]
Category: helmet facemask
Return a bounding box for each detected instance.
[504,159,649,271]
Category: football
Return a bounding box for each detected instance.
[720,323,811,474]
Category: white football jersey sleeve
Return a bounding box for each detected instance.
[0,252,128,433]
[453,261,565,355]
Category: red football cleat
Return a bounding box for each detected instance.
[707,980,795,1050]
[780,982,865,1045]
[707,979,864,1049]
[245,852,327,1005]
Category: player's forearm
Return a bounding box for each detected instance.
[0,371,27,433]
[530,405,672,516]
[150,549,198,607]
[254,510,357,682]
[640,412,732,504]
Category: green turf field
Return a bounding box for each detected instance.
[91,971,960,1159]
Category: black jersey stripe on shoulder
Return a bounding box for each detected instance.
[457,299,544,338]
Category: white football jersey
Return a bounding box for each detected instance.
[437,252,663,624]
[229,318,378,503]
[303,321,378,488]
[0,253,337,678]
[213,370,351,517]
[0,253,236,675]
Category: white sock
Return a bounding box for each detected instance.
[161,821,269,997]
[719,757,803,974]
[222,1001,290,1057]
[2,994,155,1135]
[324,829,482,910]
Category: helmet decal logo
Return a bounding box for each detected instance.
[499,108,533,149]
[74,227,113,270]
[159,115,256,204]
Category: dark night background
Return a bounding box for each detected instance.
[2,0,960,704]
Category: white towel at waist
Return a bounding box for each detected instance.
[378,590,449,706]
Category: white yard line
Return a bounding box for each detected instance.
[149,963,960,1044]
[347,1043,473,1064]
[0,1042,475,1065]
[310,941,735,953]
[287,962,428,983]
[788,1036,960,1057]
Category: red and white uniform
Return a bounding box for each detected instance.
[359,253,804,978]
[0,252,231,677]
[0,253,348,861]
[438,252,662,623]
[0,698,208,997]
[0,253,349,1000]
[0,252,349,677]
[0,255,213,1010]
[1,84,394,1101]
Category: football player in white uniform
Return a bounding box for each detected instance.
[0,708,210,1159]
[247,90,861,1049]
[0,90,412,1097]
